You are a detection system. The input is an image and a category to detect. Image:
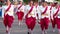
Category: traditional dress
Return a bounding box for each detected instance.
[3,4,14,28]
[25,5,37,30]
[51,7,60,29]
[35,5,41,23]
[16,4,24,20]
[39,5,50,31]
[50,6,56,29]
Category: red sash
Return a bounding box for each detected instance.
[5,4,11,13]
[50,6,52,14]
[50,6,52,19]
[18,5,22,10]
[42,7,48,14]
[36,6,39,20]
[25,6,33,18]
[53,7,59,17]
[4,4,11,18]
[36,6,38,17]
[50,6,52,10]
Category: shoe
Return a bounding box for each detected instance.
[42,31,44,34]
[6,30,8,33]
[45,31,47,34]
[53,29,55,32]
[27,32,31,34]
[19,23,20,26]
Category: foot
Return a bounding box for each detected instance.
[6,30,8,33]
[45,31,47,34]
[8,31,10,34]
[52,29,55,32]
[27,32,31,34]
[6,30,10,34]
[42,31,44,34]
[19,23,20,26]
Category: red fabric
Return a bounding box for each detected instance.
[37,13,38,18]
[42,7,48,14]
[50,6,55,28]
[5,4,11,12]
[26,17,36,30]
[4,4,11,16]
[25,6,35,30]
[51,7,59,29]
[53,8,59,17]
[50,6,52,22]
[54,17,60,29]
[50,6,52,10]
[51,19,56,28]
[16,11,24,20]
[59,5,60,8]
[4,14,14,28]
[16,5,24,20]
[40,17,50,31]
[18,5,22,10]
[25,6,33,18]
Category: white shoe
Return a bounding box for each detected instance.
[19,22,20,26]
[42,31,44,34]
[45,31,47,34]
[6,31,10,34]
[58,29,60,34]
[53,29,55,32]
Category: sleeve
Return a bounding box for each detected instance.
[24,5,29,11]
[37,6,41,19]
[21,5,25,12]
[35,8,37,19]
[2,6,5,18]
[23,5,28,19]
[48,10,50,20]
[48,6,51,20]
[14,5,18,13]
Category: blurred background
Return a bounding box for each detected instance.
[0,0,60,5]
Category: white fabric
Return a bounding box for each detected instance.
[25,5,37,19]
[36,5,41,19]
[51,7,60,19]
[17,5,25,12]
[2,5,14,16]
[39,5,50,20]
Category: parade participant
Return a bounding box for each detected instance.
[3,0,14,34]
[49,2,56,32]
[51,2,57,32]
[25,1,37,34]
[39,1,50,34]
[16,0,24,26]
[34,1,41,23]
[51,2,60,34]
[14,1,18,13]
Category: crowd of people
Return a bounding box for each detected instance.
[1,0,60,34]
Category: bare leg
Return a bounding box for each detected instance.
[19,20,22,26]
[41,27,45,34]
[27,29,31,34]
[58,29,60,34]
[6,26,11,34]
[52,28,55,32]
[45,29,48,34]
